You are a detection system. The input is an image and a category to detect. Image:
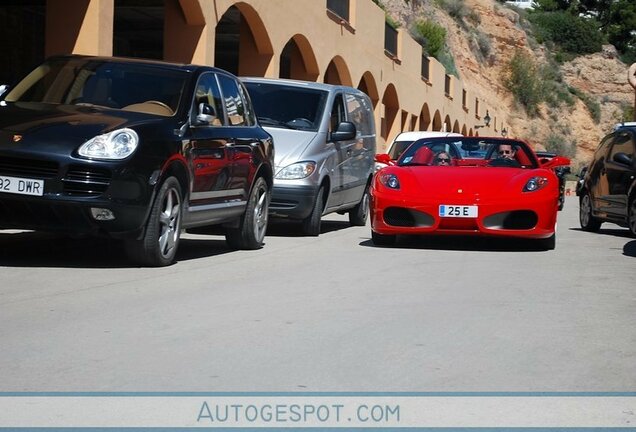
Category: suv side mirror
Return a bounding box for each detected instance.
[0,84,9,99]
[613,152,633,166]
[330,121,356,142]
[195,102,218,125]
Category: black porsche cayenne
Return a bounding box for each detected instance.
[0,55,274,266]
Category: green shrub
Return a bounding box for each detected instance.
[412,19,447,58]
[503,50,542,116]
[568,86,601,123]
[528,11,604,54]
[545,133,577,159]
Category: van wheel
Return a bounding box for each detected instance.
[126,176,182,267]
[302,186,324,236]
[226,177,269,249]
[349,184,370,226]
[371,230,396,246]
[579,193,601,232]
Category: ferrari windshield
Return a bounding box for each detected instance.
[398,137,538,168]
[4,57,189,116]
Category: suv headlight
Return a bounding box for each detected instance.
[523,176,548,192]
[78,128,139,160]
[275,161,316,180]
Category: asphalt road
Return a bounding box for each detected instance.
[0,196,634,391]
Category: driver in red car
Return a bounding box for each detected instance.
[497,143,516,160]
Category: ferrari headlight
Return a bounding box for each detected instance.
[523,176,548,192]
[379,173,400,189]
[275,161,316,180]
[78,128,139,160]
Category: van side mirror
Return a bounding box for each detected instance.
[195,102,218,125]
[0,84,9,99]
[613,152,633,166]
[330,121,356,142]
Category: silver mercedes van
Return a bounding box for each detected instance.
[243,78,376,235]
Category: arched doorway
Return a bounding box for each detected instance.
[453,120,460,133]
[0,0,46,84]
[444,115,452,132]
[279,34,319,81]
[114,0,164,60]
[215,3,273,76]
[432,111,442,131]
[381,84,399,145]
[419,103,431,131]
[324,56,352,86]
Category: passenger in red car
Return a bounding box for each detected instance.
[434,151,451,166]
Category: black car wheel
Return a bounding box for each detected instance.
[371,230,396,246]
[349,183,370,226]
[579,193,602,232]
[126,176,182,266]
[302,186,324,236]
[226,177,269,249]
[629,198,636,237]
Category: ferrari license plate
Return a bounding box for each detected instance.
[439,205,478,218]
[0,175,44,196]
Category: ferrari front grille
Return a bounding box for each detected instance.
[383,207,434,227]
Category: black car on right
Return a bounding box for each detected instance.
[577,123,636,236]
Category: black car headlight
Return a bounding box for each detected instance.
[78,128,139,160]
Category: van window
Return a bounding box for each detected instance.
[330,94,346,132]
[345,93,374,136]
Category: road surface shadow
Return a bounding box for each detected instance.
[569,226,633,239]
[624,240,636,258]
[266,219,351,237]
[0,231,234,268]
[359,234,550,252]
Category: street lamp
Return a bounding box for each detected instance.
[501,127,508,138]
[475,110,491,129]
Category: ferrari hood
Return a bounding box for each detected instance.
[0,102,165,157]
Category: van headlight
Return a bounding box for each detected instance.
[275,161,316,180]
[78,128,139,160]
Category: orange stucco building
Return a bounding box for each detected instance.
[1,0,503,149]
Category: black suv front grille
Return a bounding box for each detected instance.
[62,165,112,196]
[0,156,59,179]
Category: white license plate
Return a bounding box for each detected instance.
[439,205,478,218]
[0,175,44,196]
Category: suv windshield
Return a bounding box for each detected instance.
[244,82,328,131]
[5,57,189,117]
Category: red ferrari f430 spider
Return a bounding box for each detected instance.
[370,136,570,249]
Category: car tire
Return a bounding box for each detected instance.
[579,193,601,232]
[226,177,269,250]
[628,197,636,237]
[126,176,182,267]
[301,186,324,236]
[348,183,370,226]
[371,230,396,246]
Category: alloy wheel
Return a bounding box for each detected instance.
[158,187,181,258]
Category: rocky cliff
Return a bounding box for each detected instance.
[384,0,634,168]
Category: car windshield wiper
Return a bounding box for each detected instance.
[258,117,292,129]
